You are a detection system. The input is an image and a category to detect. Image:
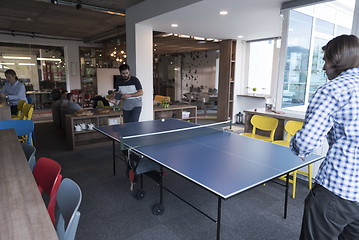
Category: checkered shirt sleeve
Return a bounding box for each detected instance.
[290,68,359,202]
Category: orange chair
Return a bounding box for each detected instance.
[33,157,62,225]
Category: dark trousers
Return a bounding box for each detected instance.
[300,184,359,240]
[10,105,18,115]
[123,107,142,123]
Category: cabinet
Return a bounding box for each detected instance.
[154,105,197,123]
[66,112,122,150]
[218,40,236,121]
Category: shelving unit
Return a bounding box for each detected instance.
[154,105,197,123]
[66,112,122,150]
[218,40,236,121]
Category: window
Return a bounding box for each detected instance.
[281,0,355,111]
[246,39,276,95]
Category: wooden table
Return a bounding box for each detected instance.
[0,96,11,120]
[0,129,58,240]
[243,108,305,140]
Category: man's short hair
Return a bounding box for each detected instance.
[67,93,73,100]
[322,34,359,76]
[108,90,114,95]
[119,64,130,72]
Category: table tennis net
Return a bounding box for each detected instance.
[122,121,231,149]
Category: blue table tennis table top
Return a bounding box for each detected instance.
[95,119,324,199]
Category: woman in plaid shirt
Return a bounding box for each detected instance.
[291,35,359,239]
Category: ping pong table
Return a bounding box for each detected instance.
[95,118,324,240]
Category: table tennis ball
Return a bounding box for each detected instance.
[161,119,165,122]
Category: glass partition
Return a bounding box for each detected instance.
[0,43,66,91]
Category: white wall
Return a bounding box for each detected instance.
[97,68,119,96]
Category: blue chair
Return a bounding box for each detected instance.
[56,178,82,240]
[0,120,34,145]
[21,143,36,171]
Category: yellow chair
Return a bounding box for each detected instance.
[241,115,278,142]
[11,100,26,119]
[154,95,170,103]
[12,103,34,120]
[273,120,312,198]
[97,100,104,108]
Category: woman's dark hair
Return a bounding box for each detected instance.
[322,34,359,76]
[5,69,18,80]
[119,64,130,72]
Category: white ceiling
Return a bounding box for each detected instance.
[143,0,292,41]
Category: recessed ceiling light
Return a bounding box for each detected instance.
[237,35,244,39]
[219,10,228,15]
[171,24,178,27]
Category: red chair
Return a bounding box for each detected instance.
[33,157,62,225]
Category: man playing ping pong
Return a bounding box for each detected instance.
[291,35,359,239]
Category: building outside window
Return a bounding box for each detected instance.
[281,0,355,111]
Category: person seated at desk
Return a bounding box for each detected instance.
[0,69,27,115]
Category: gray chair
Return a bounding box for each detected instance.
[56,178,82,240]
[21,143,36,171]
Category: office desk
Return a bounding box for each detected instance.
[244,108,305,140]
[26,91,52,109]
[0,129,58,240]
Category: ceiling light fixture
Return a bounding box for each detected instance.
[193,36,205,41]
[219,10,228,15]
[37,57,62,61]
[19,63,36,66]
[171,24,178,28]
[237,35,244,39]
[0,63,16,65]
[3,56,31,60]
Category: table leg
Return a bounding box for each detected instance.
[216,197,222,240]
[112,140,116,175]
[284,173,289,219]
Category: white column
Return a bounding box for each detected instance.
[64,43,81,91]
[134,24,153,121]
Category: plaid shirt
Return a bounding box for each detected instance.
[291,68,359,202]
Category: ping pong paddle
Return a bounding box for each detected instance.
[114,93,123,100]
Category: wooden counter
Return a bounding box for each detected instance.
[66,111,122,150]
[154,105,197,123]
[0,129,58,240]
[243,108,305,140]
[0,96,11,120]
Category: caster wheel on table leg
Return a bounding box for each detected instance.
[134,190,146,200]
[152,204,164,215]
